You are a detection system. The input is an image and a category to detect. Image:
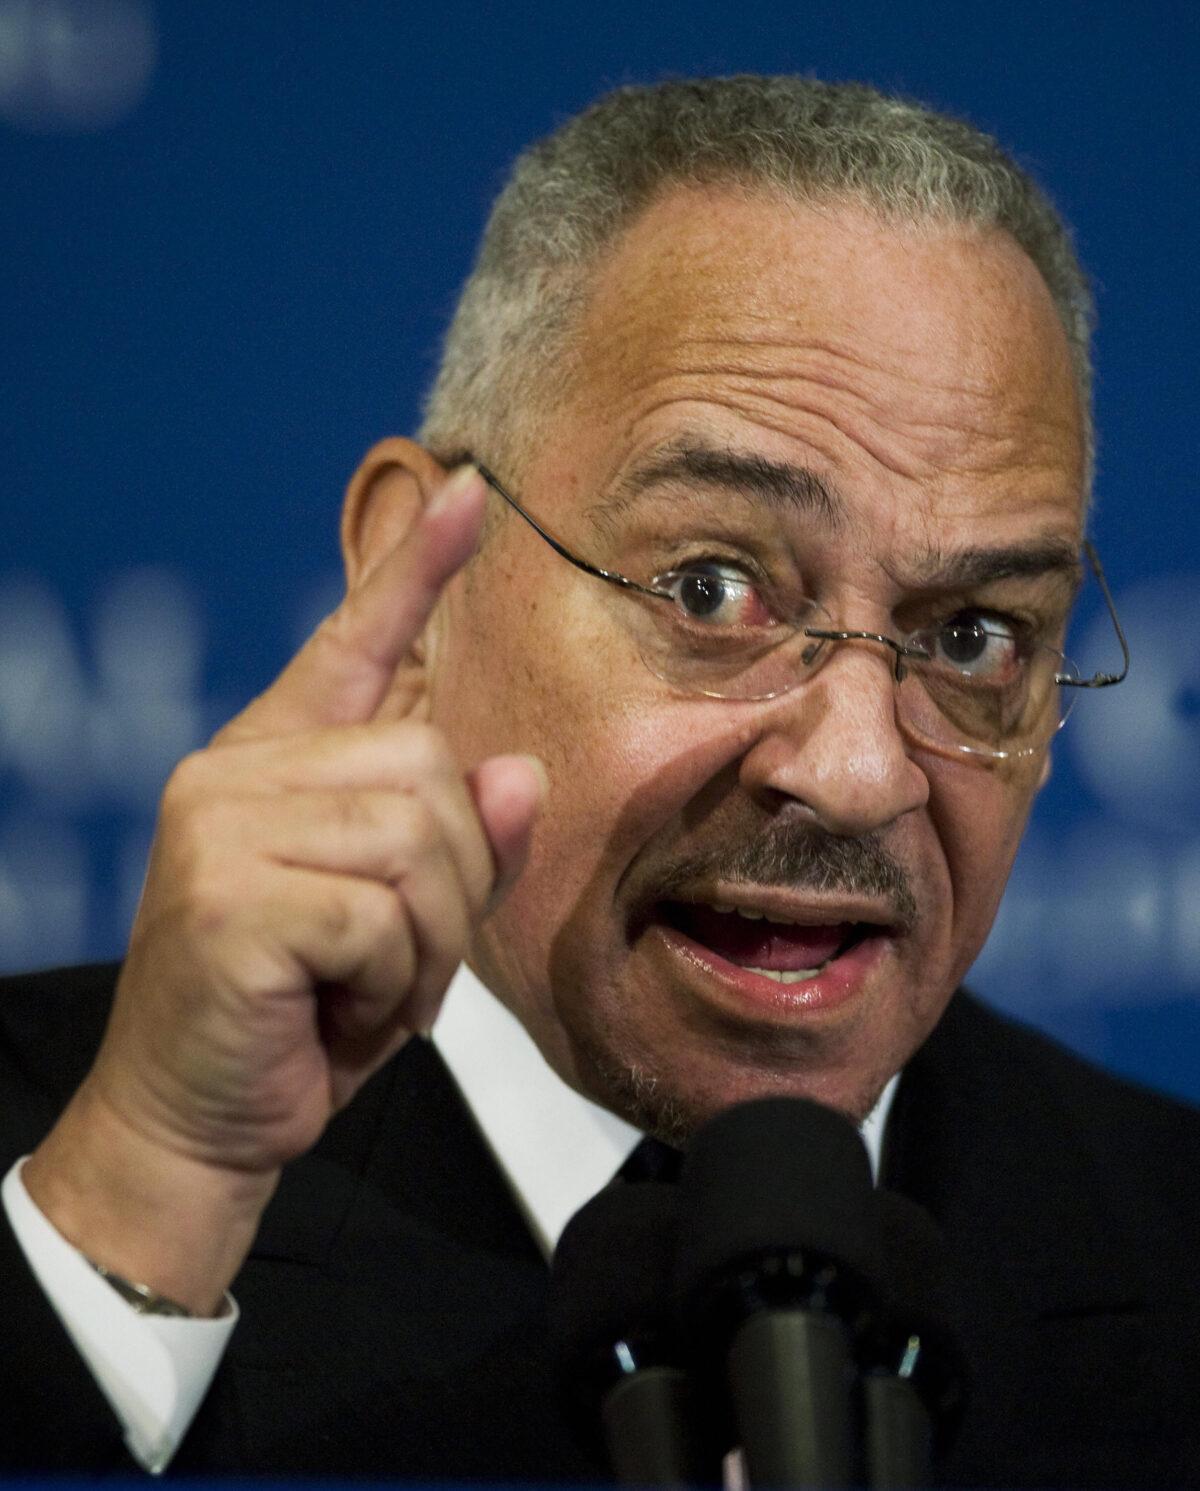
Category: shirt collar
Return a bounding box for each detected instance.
[433,963,898,1257]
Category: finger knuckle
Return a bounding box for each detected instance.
[396,796,440,860]
[331,880,404,952]
[167,797,243,882]
[328,788,375,838]
[181,870,242,939]
[314,884,361,946]
[162,750,212,813]
[311,610,372,685]
[388,720,450,777]
[311,605,352,655]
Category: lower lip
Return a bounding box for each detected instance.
[651,921,890,1018]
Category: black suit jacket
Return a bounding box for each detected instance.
[2,962,1199,1486]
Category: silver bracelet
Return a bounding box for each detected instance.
[88,1259,193,1317]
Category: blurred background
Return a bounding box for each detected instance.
[1,0,1197,1100]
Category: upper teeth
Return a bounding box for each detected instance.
[711,902,794,926]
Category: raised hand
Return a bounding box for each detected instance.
[23,464,544,1314]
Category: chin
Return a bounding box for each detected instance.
[575,1026,898,1145]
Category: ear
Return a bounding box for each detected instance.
[339,439,452,719]
[340,437,450,589]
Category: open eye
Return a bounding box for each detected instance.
[923,611,1024,679]
[653,562,774,628]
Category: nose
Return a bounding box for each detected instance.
[736,642,930,836]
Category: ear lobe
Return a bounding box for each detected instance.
[340,437,449,589]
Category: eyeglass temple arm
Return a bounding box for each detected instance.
[1058,540,1131,689]
[474,464,666,601]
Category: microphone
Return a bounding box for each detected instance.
[864,1190,968,1487]
[549,1180,721,1487]
[674,1097,884,1490]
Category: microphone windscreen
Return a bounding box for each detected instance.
[549,1180,682,1392]
[874,1188,955,1333]
[674,1096,881,1313]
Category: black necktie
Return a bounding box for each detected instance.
[618,1136,684,1184]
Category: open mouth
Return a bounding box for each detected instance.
[655,900,880,983]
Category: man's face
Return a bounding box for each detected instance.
[428,188,1085,1133]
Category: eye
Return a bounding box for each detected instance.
[652,561,775,628]
[923,611,1024,679]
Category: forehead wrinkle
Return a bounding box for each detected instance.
[673,330,1003,406]
[581,265,1080,490]
[688,353,1074,484]
[593,272,1064,411]
[589,437,848,531]
[589,355,1073,495]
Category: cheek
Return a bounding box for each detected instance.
[928,754,1043,948]
[436,548,630,739]
[506,695,731,939]
[429,558,578,762]
[431,562,692,914]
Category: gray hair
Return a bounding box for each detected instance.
[419,75,1093,481]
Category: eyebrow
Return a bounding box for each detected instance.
[594,441,848,527]
[589,442,1081,591]
[906,540,1083,592]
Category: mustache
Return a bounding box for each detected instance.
[652,821,919,932]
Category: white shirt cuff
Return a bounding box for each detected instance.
[2,1157,238,1473]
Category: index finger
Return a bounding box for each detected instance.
[220,465,486,743]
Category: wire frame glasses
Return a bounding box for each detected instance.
[474,462,1130,761]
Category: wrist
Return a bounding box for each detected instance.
[23,1079,278,1317]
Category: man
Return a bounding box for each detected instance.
[3,76,1199,1486]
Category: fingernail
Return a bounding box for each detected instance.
[427,463,480,518]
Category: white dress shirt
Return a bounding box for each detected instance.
[3,964,897,1472]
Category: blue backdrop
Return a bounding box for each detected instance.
[2,0,1197,1101]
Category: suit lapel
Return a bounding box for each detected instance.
[883,990,1150,1318]
[250,1037,542,1267]
[185,1038,600,1481]
[881,992,1179,1486]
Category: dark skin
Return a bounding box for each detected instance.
[427,189,1084,1132]
[24,186,1084,1314]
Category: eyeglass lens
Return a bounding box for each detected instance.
[474,461,1111,763]
[628,597,1079,759]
